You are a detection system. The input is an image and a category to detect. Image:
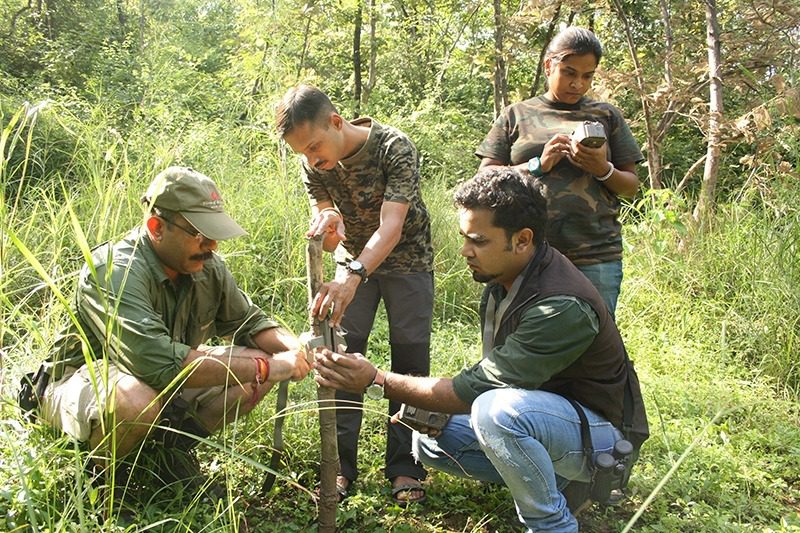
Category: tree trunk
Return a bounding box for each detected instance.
[659,0,674,88]
[434,1,482,91]
[296,15,313,81]
[116,0,127,31]
[353,0,363,117]
[611,0,663,190]
[362,0,378,105]
[529,2,562,98]
[492,0,508,117]
[139,0,146,52]
[306,236,339,532]
[693,0,723,225]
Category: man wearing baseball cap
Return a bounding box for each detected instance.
[33,166,311,499]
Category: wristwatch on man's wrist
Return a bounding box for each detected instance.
[347,260,368,283]
[365,368,386,400]
[528,156,544,177]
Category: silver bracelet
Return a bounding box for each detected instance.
[595,162,614,182]
[318,207,342,218]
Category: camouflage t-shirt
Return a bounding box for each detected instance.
[476,96,644,265]
[302,117,433,274]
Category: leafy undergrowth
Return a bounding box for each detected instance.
[3,304,799,532]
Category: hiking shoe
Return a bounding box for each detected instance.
[152,448,227,502]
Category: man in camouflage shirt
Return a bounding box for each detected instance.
[37,167,311,495]
[276,85,434,504]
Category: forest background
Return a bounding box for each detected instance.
[1,0,799,531]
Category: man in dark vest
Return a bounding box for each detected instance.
[313,167,648,532]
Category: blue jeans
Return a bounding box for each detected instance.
[413,389,622,533]
[576,260,623,318]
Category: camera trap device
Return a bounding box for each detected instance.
[571,121,607,148]
[398,404,451,430]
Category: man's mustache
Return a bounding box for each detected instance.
[190,252,213,261]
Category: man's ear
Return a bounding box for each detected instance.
[514,228,534,252]
[146,216,163,240]
[543,57,552,76]
[330,112,344,131]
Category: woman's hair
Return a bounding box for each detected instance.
[546,26,603,65]
[454,167,547,246]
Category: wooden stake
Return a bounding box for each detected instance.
[306,235,338,531]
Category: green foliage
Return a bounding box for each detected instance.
[2,0,800,530]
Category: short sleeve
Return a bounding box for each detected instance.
[475,111,512,164]
[382,134,419,204]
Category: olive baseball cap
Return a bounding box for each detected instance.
[142,166,247,241]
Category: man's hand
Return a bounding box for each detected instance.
[310,271,361,327]
[269,348,312,382]
[314,348,376,393]
[306,209,346,252]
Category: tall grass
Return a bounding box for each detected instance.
[2,99,800,532]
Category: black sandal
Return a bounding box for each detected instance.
[391,480,427,506]
[336,476,351,503]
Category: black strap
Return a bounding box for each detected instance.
[621,348,635,438]
[567,398,594,461]
[570,349,638,465]
[261,379,289,494]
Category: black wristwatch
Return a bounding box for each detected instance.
[347,260,368,283]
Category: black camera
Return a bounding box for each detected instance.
[398,404,450,431]
[571,121,607,148]
[591,439,634,505]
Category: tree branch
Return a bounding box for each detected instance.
[2,0,34,40]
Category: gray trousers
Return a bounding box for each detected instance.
[337,270,434,482]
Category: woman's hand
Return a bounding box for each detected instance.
[540,134,573,173]
[567,139,609,177]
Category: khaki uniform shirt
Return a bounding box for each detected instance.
[301,118,434,274]
[476,96,644,265]
[45,228,278,390]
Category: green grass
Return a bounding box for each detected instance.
[2,100,800,532]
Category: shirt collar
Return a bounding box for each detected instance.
[339,117,377,169]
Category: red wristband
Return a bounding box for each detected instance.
[255,357,270,384]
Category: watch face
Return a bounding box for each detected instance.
[350,260,363,271]
[365,383,384,400]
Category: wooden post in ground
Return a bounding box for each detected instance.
[306,235,338,531]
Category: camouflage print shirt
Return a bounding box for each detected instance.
[302,118,433,274]
[476,96,644,265]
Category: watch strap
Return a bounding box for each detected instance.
[528,156,544,177]
[347,260,368,282]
